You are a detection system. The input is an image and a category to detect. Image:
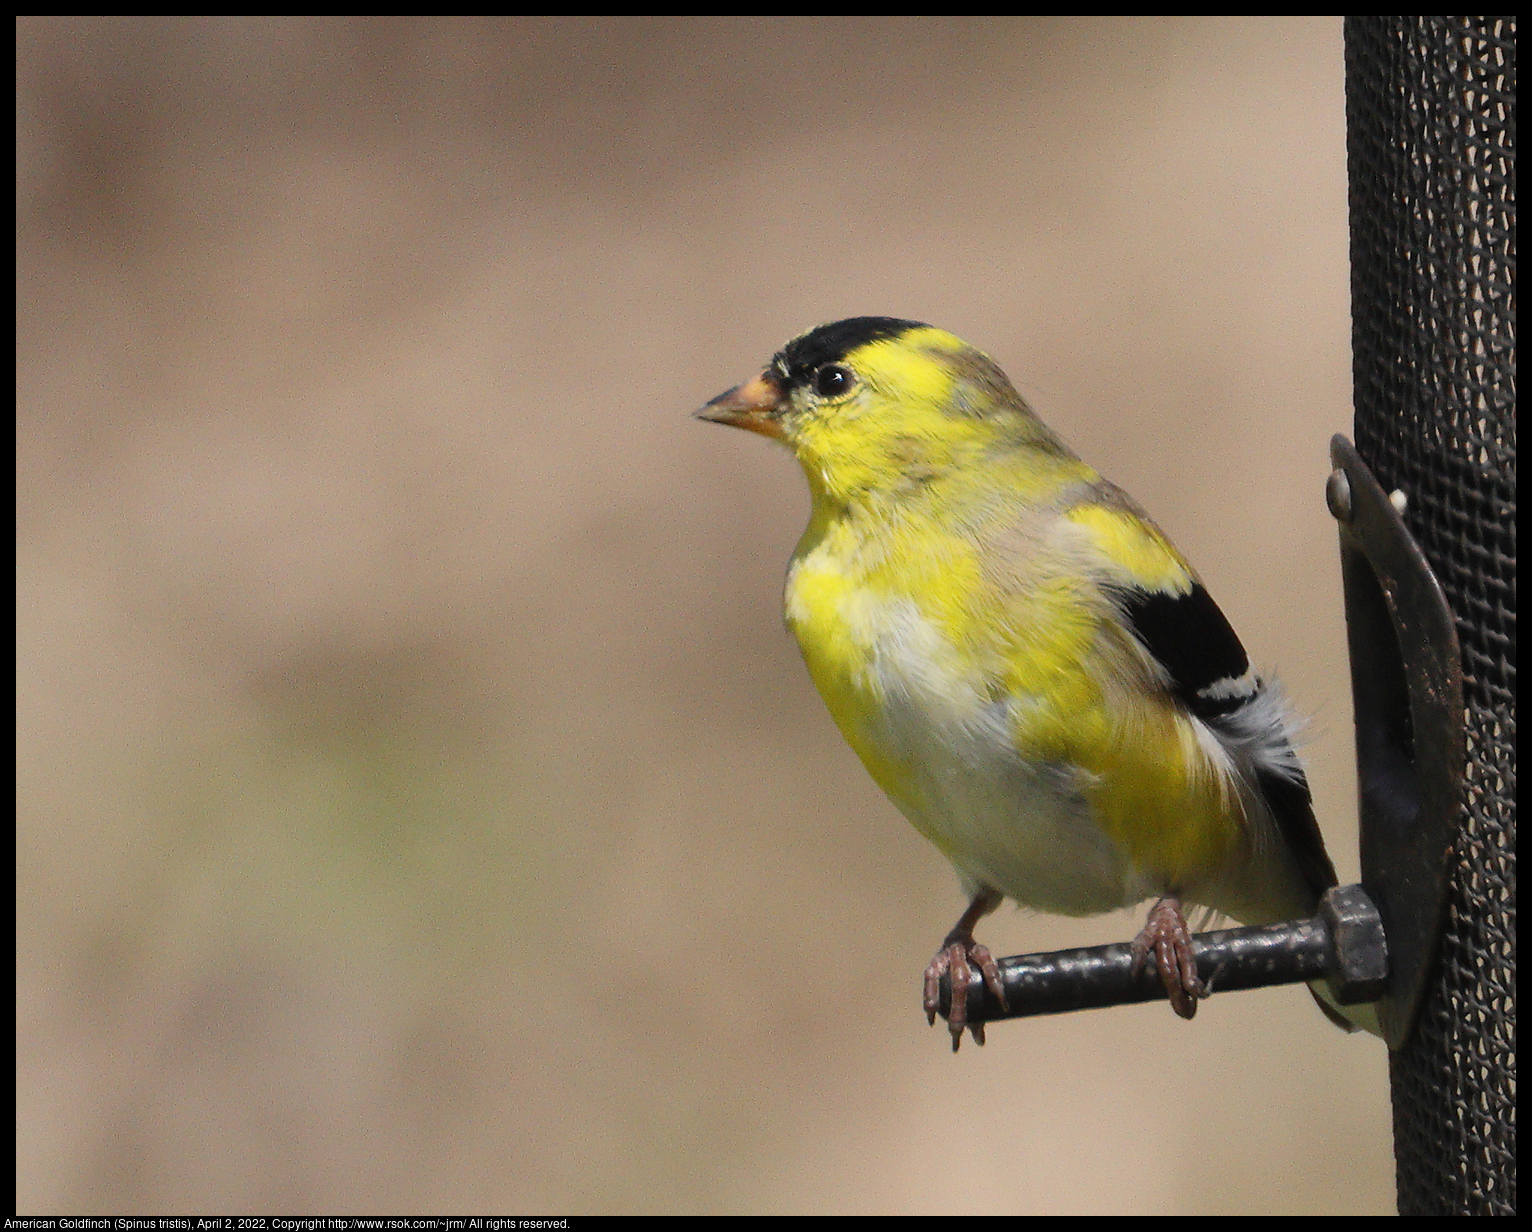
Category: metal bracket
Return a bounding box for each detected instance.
[1327,434,1466,1049]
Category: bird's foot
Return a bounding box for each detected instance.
[923,931,1008,1051]
[1130,894,1207,1019]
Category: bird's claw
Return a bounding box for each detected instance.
[1131,895,1207,1019]
[924,935,1008,1051]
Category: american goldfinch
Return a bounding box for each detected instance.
[698,317,1350,1049]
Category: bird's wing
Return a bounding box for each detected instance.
[1084,497,1340,903]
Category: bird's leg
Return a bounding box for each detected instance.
[923,887,1008,1051]
[1130,894,1207,1019]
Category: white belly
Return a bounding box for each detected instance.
[824,595,1150,916]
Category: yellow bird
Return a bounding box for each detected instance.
[698,317,1356,1048]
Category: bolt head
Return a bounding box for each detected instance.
[1326,468,1352,522]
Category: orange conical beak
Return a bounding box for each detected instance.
[694,372,787,440]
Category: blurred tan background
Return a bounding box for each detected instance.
[17,16,1394,1215]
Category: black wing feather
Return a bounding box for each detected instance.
[1253,762,1339,898]
[1121,580,1338,901]
[1119,583,1252,719]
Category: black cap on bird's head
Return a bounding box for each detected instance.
[769,317,929,393]
[696,317,928,438]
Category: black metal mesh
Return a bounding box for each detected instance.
[1344,16,1515,1216]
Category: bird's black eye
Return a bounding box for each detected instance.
[813,364,854,398]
